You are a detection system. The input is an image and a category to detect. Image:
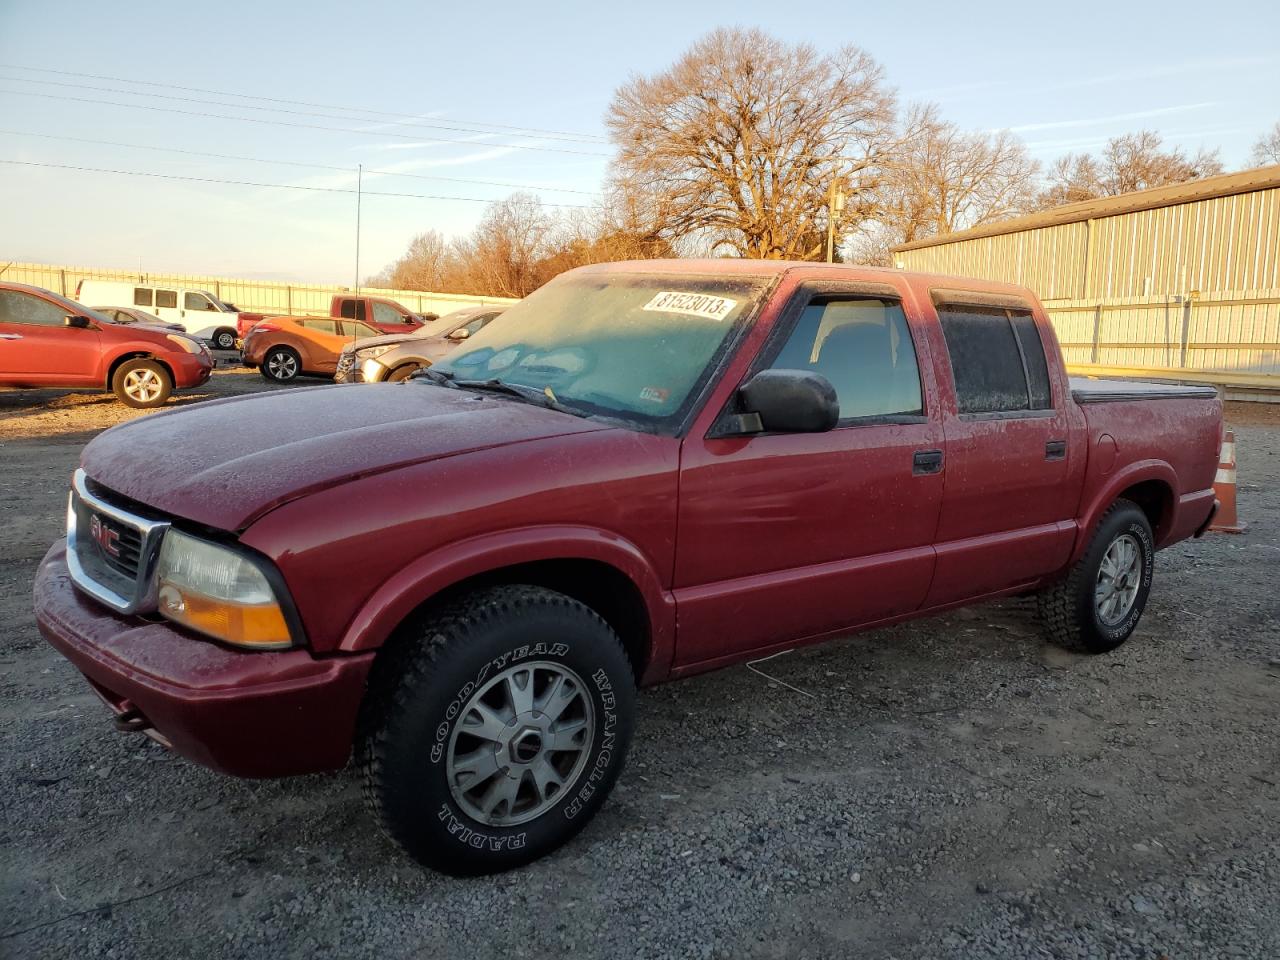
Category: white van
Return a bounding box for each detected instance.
[75,280,241,349]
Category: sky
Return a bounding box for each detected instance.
[1,0,1277,284]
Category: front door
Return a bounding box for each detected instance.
[925,298,1076,605]
[673,287,945,670]
[0,289,101,384]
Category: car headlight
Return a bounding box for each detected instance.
[357,344,396,361]
[165,334,205,354]
[155,529,294,649]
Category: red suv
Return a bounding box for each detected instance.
[0,283,213,408]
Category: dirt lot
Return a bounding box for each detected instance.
[2,372,1278,960]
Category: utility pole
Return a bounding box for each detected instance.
[354,164,363,295]
[826,181,846,263]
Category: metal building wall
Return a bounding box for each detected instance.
[893,183,1280,392]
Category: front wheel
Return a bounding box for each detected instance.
[111,358,173,408]
[359,585,635,875]
[211,328,237,350]
[386,362,422,382]
[260,346,301,382]
[1037,499,1154,653]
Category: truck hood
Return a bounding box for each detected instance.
[79,383,609,531]
[344,328,436,352]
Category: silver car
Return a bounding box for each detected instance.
[334,306,505,383]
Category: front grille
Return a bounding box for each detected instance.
[67,470,170,615]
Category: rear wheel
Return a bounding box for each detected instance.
[261,346,301,382]
[359,585,635,875]
[111,358,173,408]
[211,328,237,350]
[386,362,422,382]
[1037,499,1154,653]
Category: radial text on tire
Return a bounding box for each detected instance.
[358,585,636,875]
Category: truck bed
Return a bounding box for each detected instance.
[1069,377,1219,404]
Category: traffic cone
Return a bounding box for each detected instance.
[1210,430,1246,533]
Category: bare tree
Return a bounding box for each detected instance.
[606,27,895,260]
[1039,131,1222,206]
[851,104,1040,262]
[367,230,454,291]
[448,193,554,299]
[1250,122,1280,167]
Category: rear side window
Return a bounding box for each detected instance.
[937,304,1053,414]
[156,289,177,309]
[767,297,923,420]
[134,287,153,306]
[1010,311,1052,409]
[338,299,367,322]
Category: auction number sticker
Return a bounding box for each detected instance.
[641,291,738,322]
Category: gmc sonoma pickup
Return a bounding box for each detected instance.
[34,260,1222,875]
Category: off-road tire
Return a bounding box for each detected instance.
[386,362,422,383]
[111,358,173,408]
[260,345,301,382]
[1037,499,1154,653]
[358,585,636,875]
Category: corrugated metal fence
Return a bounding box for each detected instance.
[0,261,518,318]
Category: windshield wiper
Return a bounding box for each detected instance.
[410,367,459,388]
[453,378,584,417]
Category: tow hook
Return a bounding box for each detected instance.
[114,707,153,734]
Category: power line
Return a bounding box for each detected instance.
[0,74,609,146]
[0,63,610,143]
[0,89,612,157]
[0,129,602,196]
[0,159,595,207]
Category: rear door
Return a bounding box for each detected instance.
[0,289,102,384]
[925,291,1077,605]
[673,281,945,669]
[151,287,185,330]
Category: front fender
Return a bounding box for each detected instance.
[1070,459,1177,564]
[336,524,676,679]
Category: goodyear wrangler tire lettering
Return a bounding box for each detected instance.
[359,585,635,876]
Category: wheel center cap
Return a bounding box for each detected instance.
[509,728,543,764]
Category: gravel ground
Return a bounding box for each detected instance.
[1,373,1278,960]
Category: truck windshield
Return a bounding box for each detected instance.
[430,272,769,430]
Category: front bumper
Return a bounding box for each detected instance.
[171,352,214,389]
[34,540,374,778]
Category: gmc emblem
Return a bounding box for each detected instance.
[88,514,121,559]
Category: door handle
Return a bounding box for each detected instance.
[0,333,22,340]
[912,449,944,475]
[1045,440,1067,461]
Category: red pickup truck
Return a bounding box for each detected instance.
[34,260,1221,876]
[235,294,435,340]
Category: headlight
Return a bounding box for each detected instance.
[155,529,294,649]
[357,344,396,361]
[166,334,204,354]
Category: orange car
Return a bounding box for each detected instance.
[241,316,383,382]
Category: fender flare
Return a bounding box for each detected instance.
[102,348,175,391]
[1070,460,1177,564]
[336,524,676,676]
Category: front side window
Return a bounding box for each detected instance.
[185,292,216,311]
[432,272,769,431]
[134,287,153,307]
[937,303,1053,414]
[0,290,71,326]
[155,289,178,309]
[298,318,338,334]
[371,301,404,326]
[343,320,381,339]
[766,298,923,420]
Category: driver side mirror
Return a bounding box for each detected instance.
[720,369,839,435]
[448,328,471,340]
[64,315,93,329]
